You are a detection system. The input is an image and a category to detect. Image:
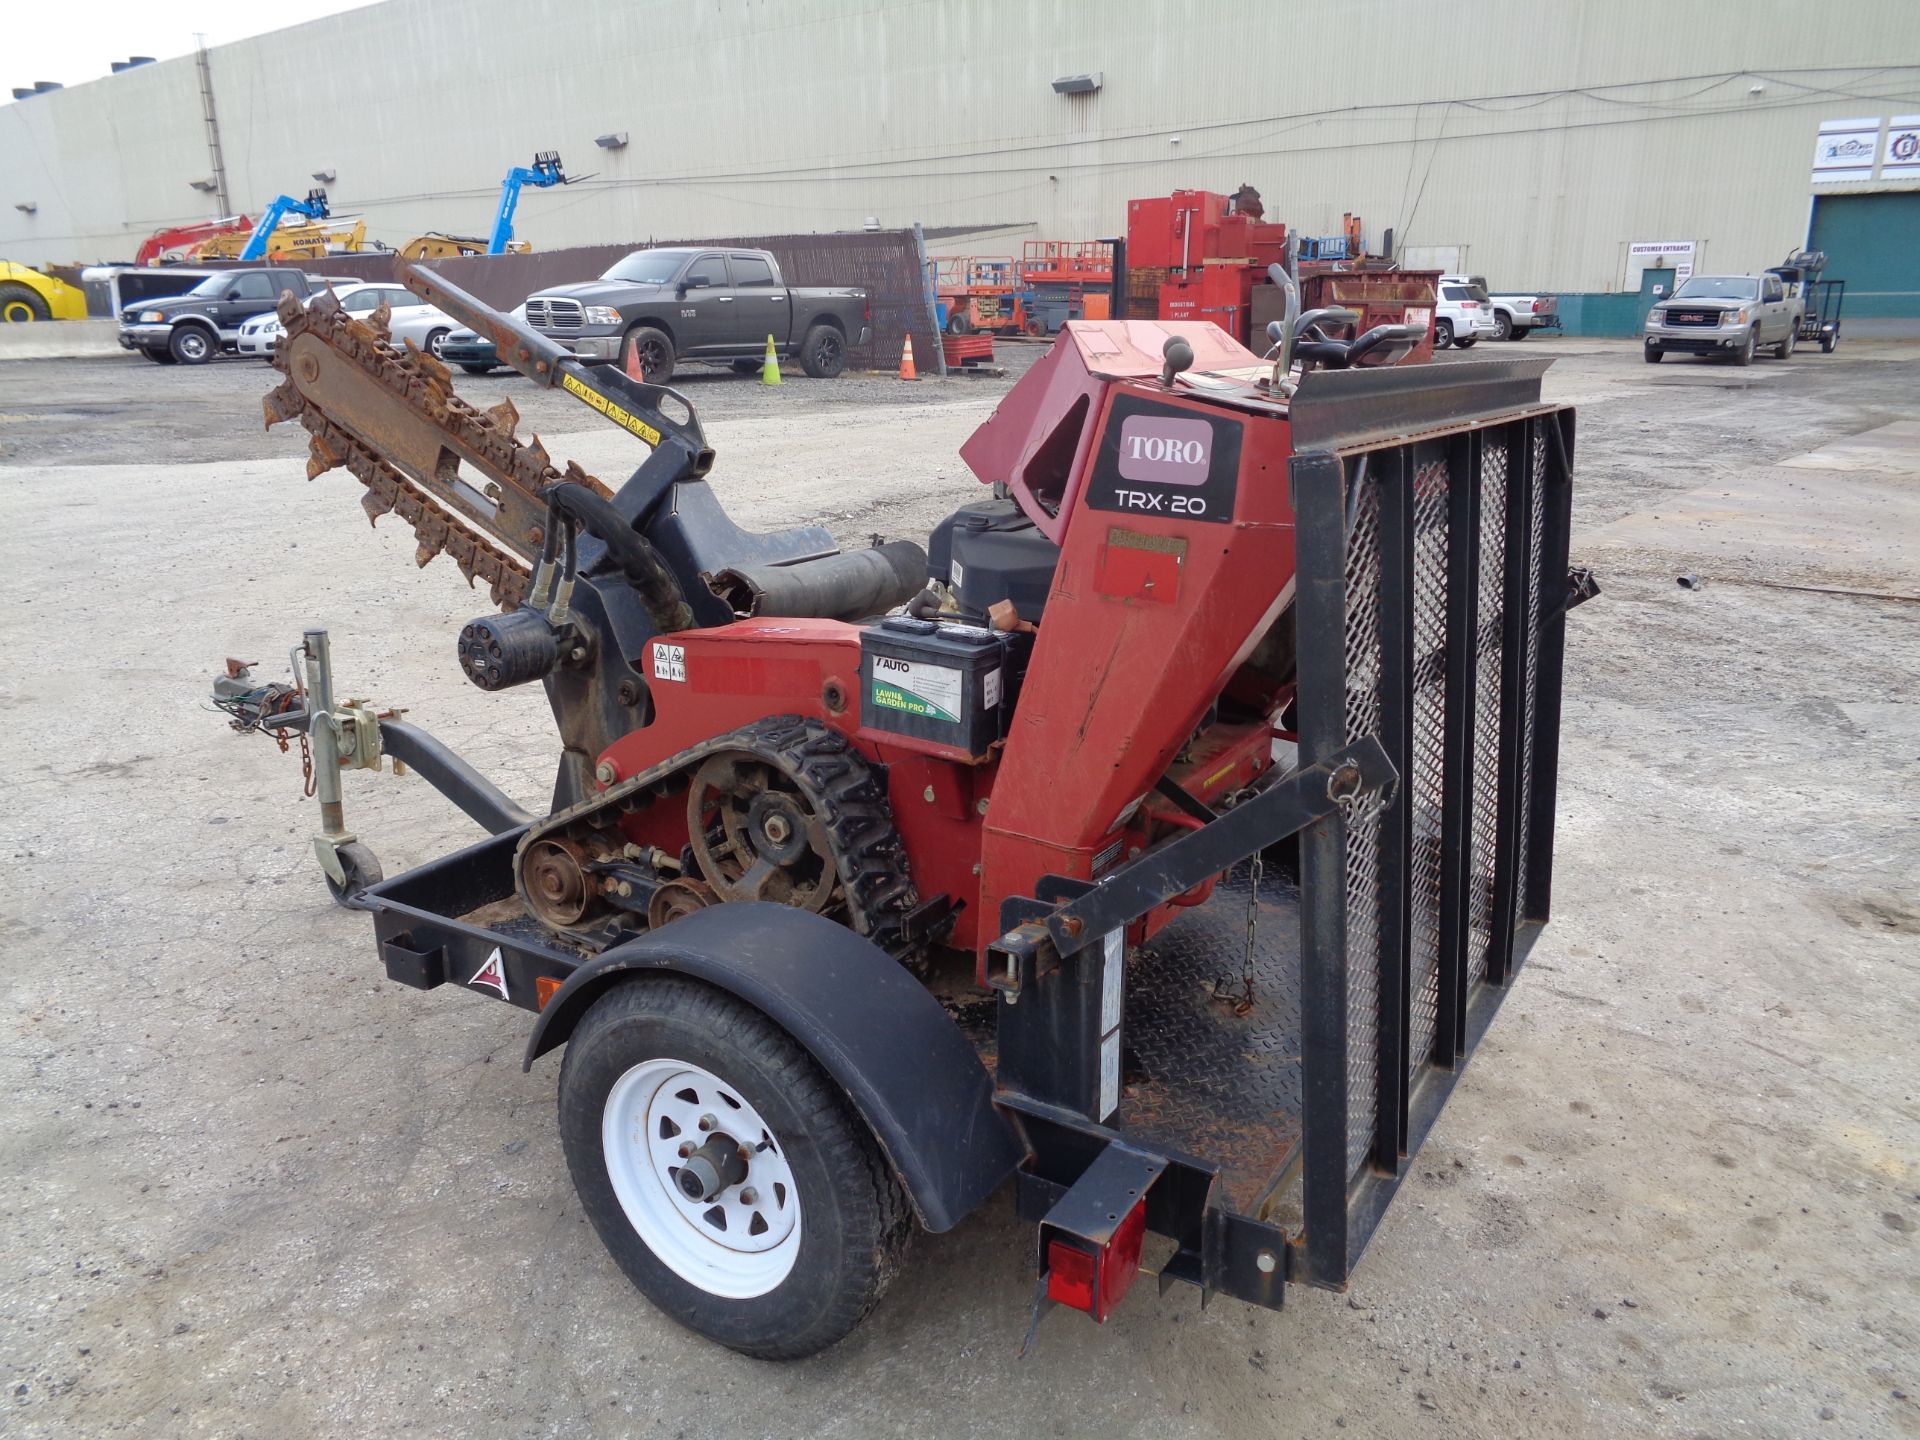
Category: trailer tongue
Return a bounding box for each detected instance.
[218,259,1593,1357]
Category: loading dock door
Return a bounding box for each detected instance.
[1809,193,1920,325]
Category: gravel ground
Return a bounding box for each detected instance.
[1,335,1916,1440]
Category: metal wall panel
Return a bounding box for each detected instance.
[3,0,1916,292]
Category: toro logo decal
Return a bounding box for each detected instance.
[1117,415,1212,485]
[1086,394,1240,526]
[468,947,510,1000]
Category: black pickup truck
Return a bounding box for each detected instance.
[118,265,317,364]
[521,247,868,382]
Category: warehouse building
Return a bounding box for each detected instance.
[2,0,1916,324]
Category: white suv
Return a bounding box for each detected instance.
[1434,277,1498,350]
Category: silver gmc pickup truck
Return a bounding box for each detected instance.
[1643,273,1803,366]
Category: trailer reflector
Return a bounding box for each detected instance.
[534,975,563,1009]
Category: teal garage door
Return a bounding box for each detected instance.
[1808,192,1920,322]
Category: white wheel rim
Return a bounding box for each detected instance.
[602,1058,801,1299]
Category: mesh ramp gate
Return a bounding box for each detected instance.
[1292,400,1574,1287]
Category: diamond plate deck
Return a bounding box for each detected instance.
[1114,861,1304,1214]
[944,861,1304,1214]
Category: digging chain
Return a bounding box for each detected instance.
[518,716,923,963]
[262,288,616,611]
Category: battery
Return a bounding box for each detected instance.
[859,616,1010,760]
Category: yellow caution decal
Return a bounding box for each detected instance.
[560,371,662,447]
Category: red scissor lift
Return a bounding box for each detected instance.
[933,257,1029,337]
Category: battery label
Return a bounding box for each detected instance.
[869,656,963,722]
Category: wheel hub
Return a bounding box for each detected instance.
[676,1130,750,1201]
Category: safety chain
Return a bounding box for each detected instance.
[1211,850,1262,1017]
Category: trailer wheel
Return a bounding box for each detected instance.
[799,323,846,379]
[324,841,384,910]
[1821,328,1838,353]
[559,976,911,1359]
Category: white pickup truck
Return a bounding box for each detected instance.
[1441,274,1558,340]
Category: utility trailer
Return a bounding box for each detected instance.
[218,267,1592,1358]
[1768,249,1845,353]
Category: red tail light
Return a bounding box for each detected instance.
[1463,300,1479,309]
[1044,1199,1147,1322]
[1531,299,1544,313]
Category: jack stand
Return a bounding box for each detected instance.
[297,628,387,908]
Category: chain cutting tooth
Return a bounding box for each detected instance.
[306,434,341,479]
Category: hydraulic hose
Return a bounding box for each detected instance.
[543,482,693,633]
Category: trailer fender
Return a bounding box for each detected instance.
[524,902,1024,1232]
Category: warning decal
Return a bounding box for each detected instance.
[468,946,510,1000]
[869,656,962,722]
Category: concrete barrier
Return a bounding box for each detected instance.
[0,318,127,361]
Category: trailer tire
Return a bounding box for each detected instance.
[168,324,215,365]
[799,323,847,379]
[625,324,675,384]
[1820,329,1838,353]
[0,283,51,323]
[558,975,911,1360]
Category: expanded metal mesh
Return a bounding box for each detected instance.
[1466,443,1509,986]
[1406,457,1450,1076]
[1513,425,1549,924]
[1342,474,1386,1176]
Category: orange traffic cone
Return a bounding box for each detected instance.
[899,333,919,381]
[624,332,646,384]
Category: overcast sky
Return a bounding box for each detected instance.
[5,0,383,94]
